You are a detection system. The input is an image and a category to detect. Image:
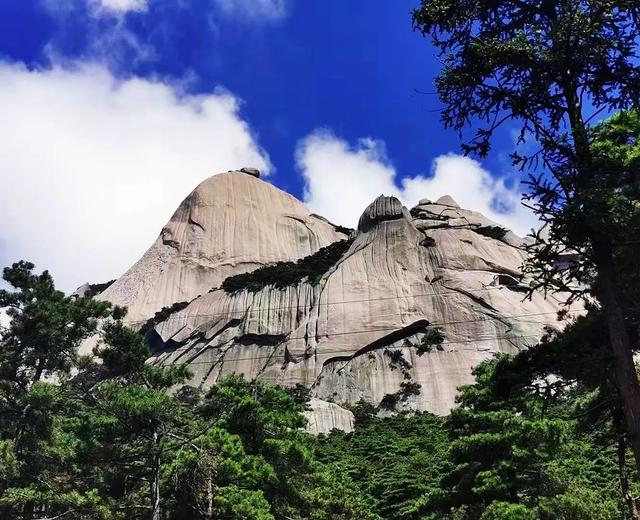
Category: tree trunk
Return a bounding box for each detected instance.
[32,357,45,385]
[618,436,639,520]
[207,472,213,520]
[562,82,640,474]
[151,431,161,520]
[593,238,640,473]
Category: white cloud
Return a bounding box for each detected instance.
[296,130,538,236]
[213,0,289,22]
[88,0,290,19]
[42,0,148,16]
[0,62,270,293]
[40,1,156,69]
[91,0,149,14]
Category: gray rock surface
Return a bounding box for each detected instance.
[97,171,346,323]
[72,283,92,298]
[305,398,355,434]
[435,195,460,208]
[95,172,580,432]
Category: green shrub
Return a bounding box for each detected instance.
[379,392,401,410]
[399,381,421,397]
[473,225,508,240]
[420,235,437,247]
[416,328,445,356]
[139,300,189,336]
[222,239,353,293]
[84,279,116,297]
[384,349,411,371]
[350,399,377,427]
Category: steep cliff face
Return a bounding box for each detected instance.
[97,170,346,322]
[114,176,580,433]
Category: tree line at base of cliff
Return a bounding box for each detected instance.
[1,261,638,520]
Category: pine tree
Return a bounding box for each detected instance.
[413,0,640,471]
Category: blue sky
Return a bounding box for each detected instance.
[0,0,534,291]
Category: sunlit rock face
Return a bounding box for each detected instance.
[305,398,355,434]
[100,171,578,432]
[97,170,346,323]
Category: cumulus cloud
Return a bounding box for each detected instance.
[296,130,538,236]
[0,62,270,293]
[91,0,149,14]
[90,0,290,19]
[42,0,148,16]
[213,0,289,22]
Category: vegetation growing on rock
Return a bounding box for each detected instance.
[379,381,422,410]
[86,279,116,297]
[139,300,189,337]
[333,224,355,235]
[416,328,444,356]
[419,235,437,247]
[471,225,508,241]
[221,239,353,293]
[383,348,411,371]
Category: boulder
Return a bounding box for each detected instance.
[239,167,260,178]
[435,194,461,208]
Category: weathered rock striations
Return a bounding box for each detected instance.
[102,174,580,433]
[97,170,346,323]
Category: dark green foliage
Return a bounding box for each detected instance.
[416,328,444,356]
[424,310,636,519]
[201,374,308,453]
[316,413,449,520]
[85,279,115,297]
[334,225,354,235]
[99,320,150,376]
[419,235,437,247]
[411,1,640,162]
[412,0,640,474]
[379,382,422,411]
[0,261,379,520]
[434,359,572,517]
[409,206,422,218]
[379,392,401,410]
[2,261,639,519]
[138,300,189,336]
[222,239,352,293]
[472,226,508,241]
[349,399,377,427]
[410,206,450,220]
[400,381,421,397]
[317,308,638,520]
[286,383,312,407]
[384,348,411,371]
[0,261,118,388]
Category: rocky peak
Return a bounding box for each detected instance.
[435,194,460,208]
[97,171,345,322]
[357,195,409,232]
[95,182,579,433]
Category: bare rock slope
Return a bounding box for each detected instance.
[98,170,346,323]
[100,170,578,433]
